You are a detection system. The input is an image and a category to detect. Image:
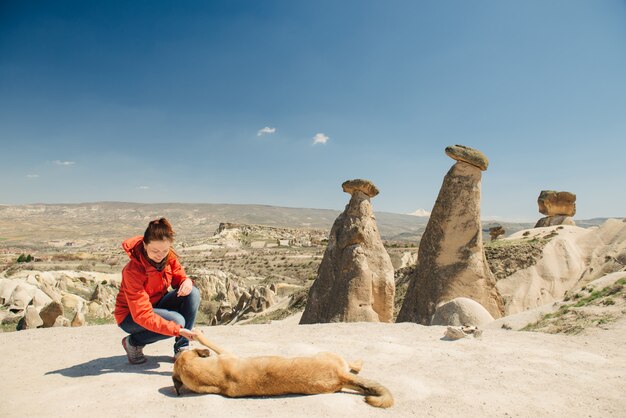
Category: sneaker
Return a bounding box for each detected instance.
[122,336,147,364]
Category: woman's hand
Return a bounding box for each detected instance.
[179,328,197,340]
[177,278,193,297]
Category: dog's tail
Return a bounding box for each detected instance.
[343,374,394,408]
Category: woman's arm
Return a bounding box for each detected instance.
[124,266,182,336]
[170,256,194,296]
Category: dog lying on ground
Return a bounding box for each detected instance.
[172,329,393,408]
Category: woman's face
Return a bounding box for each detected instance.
[145,239,171,263]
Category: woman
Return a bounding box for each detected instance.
[114,218,199,364]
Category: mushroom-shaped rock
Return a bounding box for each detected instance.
[398,145,504,324]
[342,179,380,198]
[537,190,576,216]
[445,144,489,171]
[301,179,395,324]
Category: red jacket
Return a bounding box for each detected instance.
[114,236,187,336]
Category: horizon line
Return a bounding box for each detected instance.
[0,201,621,222]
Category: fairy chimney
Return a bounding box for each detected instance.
[397,145,504,324]
[300,179,395,324]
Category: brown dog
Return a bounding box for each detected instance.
[172,331,393,408]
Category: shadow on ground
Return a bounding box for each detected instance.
[157,386,363,401]
[46,355,172,377]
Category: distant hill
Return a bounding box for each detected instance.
[0,202,614,249]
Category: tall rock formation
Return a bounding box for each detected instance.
[300,179,395,324]
[397,145,504,324]
[535,190,576,227]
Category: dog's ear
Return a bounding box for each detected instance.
[195,348,212,358]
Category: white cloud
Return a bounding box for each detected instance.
[137,186,151,190]
[408,209,431,217]
[53,160,75,166]
[257,126,276,136]
[26,174,40,178]
[312,133,329,145]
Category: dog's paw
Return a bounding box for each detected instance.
[349,359,363,374]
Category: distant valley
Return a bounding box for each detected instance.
[0,202,611,251]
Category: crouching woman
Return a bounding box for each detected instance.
[114,218,199,364]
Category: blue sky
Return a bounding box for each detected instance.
[1,1,625,221]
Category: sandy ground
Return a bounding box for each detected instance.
[1,316,625,418]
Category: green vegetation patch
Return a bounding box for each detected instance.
[85,314,116,326]
[485,239,547,280]
[522,277,626,335]
[0,312,22,333]
[17,254,34,263]
[0,323,18,333]
[566,278,626,305]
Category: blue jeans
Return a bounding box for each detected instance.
[119,286,200,353]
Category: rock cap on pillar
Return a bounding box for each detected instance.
[342,179,380,198]
[445,144,489,171]
[537,190,576,217]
